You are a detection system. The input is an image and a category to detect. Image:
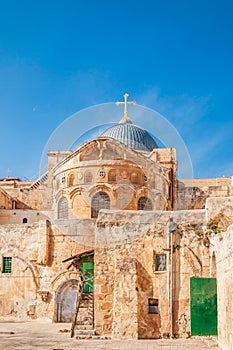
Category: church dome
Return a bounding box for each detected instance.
[101,117,158,152]
[71,93,158,152]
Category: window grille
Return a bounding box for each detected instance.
[57,197,69,219]
[2,257,12,273]
[99,170,105,178]
[91,192,110,218]
[137,196,153,210]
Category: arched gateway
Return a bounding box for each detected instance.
[56,279,79,322]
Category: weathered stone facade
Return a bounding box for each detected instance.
[0,114,233,348]
[211,223,233,350]
[0,219,95,321]
[94,209,209,338]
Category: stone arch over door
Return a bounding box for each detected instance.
[56,279,79,322]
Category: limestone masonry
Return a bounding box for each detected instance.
[0,98,232,350]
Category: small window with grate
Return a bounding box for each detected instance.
[2,257,12,273]
[148,298,159,314]
[61,176,66,183]
[99,170,105,178]
[91,191,110,218]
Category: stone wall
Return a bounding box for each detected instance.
[113,258,138,338]
[206,196,233,222]
[2,186,47,210]
[0,218,95,321]
[0,220,50,320]
[211,225,233,350]
[0,209,49,225]
[0,188,12,209]
[179,177,232,187]
[94,209,208,339]
[177,180,233,210]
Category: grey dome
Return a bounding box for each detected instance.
[101,121,158,152]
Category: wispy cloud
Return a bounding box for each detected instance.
[136,86,212,133]
[134,86,232,178]
[189,120,233,175]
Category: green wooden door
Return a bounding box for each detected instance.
[81,255,94,293]
[190,277,218,335]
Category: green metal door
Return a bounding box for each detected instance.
[81,255,94,293]
[190,277,218,335]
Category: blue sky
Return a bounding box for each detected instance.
[0,0,233,179]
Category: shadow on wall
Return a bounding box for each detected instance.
[137,261,161,339]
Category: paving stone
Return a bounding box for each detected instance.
[0,322,221,350]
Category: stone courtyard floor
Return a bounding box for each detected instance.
[0,321,220,350]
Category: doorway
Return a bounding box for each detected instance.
[56,279,79,322]
[190,277,218,335]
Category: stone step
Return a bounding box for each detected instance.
[77,308,93,315]
[79,302,93,308]
[76,334,111,340]
[75,292,94,329]
[82,293,94,300]
[76,320,93,326]
[75,329,96,336]
[75,325,94,330]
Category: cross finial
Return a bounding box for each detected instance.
[116,93,136,123]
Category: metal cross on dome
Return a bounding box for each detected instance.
[116,93,136,121]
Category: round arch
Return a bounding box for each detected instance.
[91,191,110,218]
[137,196,153,211]
[57,196,69,219]
[68,173,75,187]
[55,279,79,322]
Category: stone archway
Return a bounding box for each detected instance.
[56,279,79,322]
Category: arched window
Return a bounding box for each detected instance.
[84,171,93,184]
[131,172,139,184]
[137,196,153,211]
[108,169,116,182]
[91,192,110,218]
[58,197,69,219]
[68,173,74,187]
[23,218,28,223]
